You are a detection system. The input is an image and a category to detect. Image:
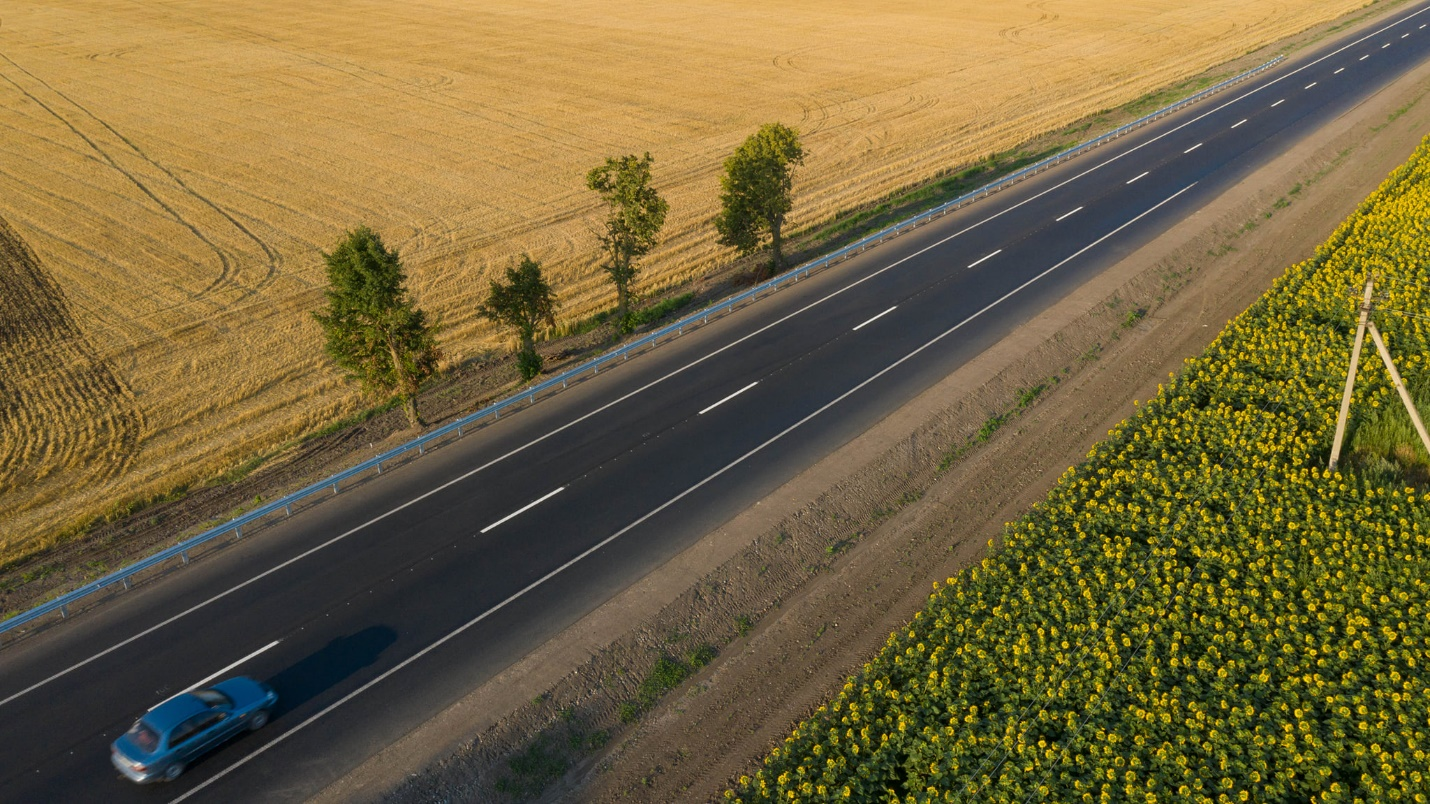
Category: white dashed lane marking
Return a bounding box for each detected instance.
[967,249,1002,268]
[852,308,897,332]
[480,487,565,533]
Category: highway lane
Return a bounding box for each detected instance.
[4,5,1429,799]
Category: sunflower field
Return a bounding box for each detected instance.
[727,140,1430,802]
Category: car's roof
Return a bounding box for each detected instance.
[142,692,207,732]
[142,676,267,732]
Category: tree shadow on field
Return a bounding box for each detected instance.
[264,625,397,715]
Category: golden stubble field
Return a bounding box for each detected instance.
[0,0,1372,563]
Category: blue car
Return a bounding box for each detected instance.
[110,676,277,783]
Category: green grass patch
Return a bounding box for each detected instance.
[494,734,568,798]
[1349,382,1430,487]
[619,645,717,724]
[629,292,696,328]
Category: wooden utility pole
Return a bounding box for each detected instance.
[1329,279,1375,470]
[1367,319,1430,459]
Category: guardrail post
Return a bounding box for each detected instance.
[284,504,292,516]
[123,577,132,591]
[233,526,242,540]
[180,552,189,565]
[332,481,340,494]
[59,605,69,619]
[376,461,383,474]
[418,443,425,456]
[528,394,534,405]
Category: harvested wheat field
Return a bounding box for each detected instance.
[0,0,1372,563]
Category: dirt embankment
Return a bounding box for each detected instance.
[315,15,1430,804]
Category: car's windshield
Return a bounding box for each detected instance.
[192,689,233,709]
[126,720,160,753]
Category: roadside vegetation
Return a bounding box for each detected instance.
[727,136,1430,801]
[312,227,442,427]
[478,255,560,381]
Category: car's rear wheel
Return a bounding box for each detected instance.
[249,709,270,731]
[163,762,185,781]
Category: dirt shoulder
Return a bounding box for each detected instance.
[310,16,1430,804]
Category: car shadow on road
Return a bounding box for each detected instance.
[263,626,397,716]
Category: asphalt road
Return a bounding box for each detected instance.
[4,5,1430,800]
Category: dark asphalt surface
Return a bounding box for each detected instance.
[3,5,1429,800]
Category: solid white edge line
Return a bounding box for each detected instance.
[1126,171,1149,184]
[1055,206,1083,222]
[168,181,1200,804]
[699,381,760,415]
[480,487,565,534]
[19,0,1429,710]
[1183,143,1202,154]
[967,249,1002,268]
[851,306,898,332]
[1231,119,1248,128]
[1271,99,1285,107]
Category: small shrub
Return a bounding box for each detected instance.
[618,701,641,724]
[494,734,567,797]
[517,349,544,380]
[685,644,717,669]
[630,292,696,328]
[735,614,753,637]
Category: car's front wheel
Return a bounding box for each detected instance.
[249,709,270,731]
[163,762,185,782]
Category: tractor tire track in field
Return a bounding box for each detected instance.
[999,0,1060,45]
[0,214,144,532]
[0,50,282,297]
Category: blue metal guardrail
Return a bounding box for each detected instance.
[0,55,1284,639]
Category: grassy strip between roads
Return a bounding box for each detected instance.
[727,138,1430,801]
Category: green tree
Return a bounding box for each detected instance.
[312,226,440,428]
[586,153,669,334]
[479,254,558,381]
[714,123,805,276]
